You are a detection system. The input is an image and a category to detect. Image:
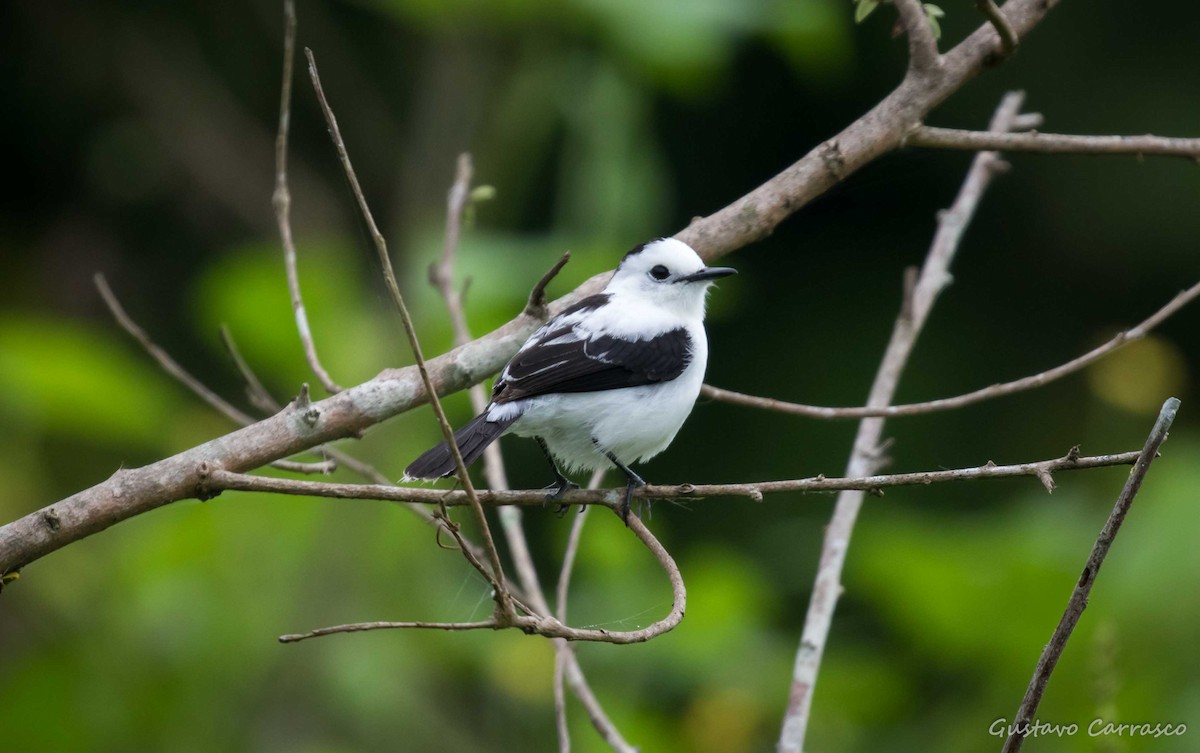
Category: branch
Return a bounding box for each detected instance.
[202,450,1139,506]
[425,158,632,749]
[277,510,685,645]
[976,0,1019,56]
[893,0,942,76]
[305,49,514,620]
[779,91,1025,753]
[702,279,1200,419]
[676,0,1060,259]
[274,0,342,394]
[908,126,1200,159]
[1001,397,1180,753]
[0,0,1066,577]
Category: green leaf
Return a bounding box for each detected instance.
[854,0,879,24]
[923,3,944,38]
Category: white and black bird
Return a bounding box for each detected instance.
[404,237,735,521]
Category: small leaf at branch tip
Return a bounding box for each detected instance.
[469,185,496,203]
[854,0,879,24]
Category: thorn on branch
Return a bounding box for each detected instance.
[41,508,61,532]
[1037,468,1055,493]
[819,140,847,181]
[525,252,572,319]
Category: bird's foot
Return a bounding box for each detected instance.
[543,476,580,517]
[619,472,648,527]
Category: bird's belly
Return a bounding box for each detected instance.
[510,378,701,473]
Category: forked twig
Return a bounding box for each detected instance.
[779,91,1026,753]
[1001,397,1180,753]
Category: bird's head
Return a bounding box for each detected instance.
[606,238,736,319]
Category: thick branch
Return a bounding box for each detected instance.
[0,0,1064,576]
[1001,398,1180,753]
[908,126,1200,158]
[893,0,942,76]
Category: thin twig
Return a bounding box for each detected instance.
[96,274,330,475]
[275,0,342,394]
[976,0,1019,56]
[218,325,281,415]
[425,158,630,748]
[96,274,256,426]
[305,48,514,620]
[702,279,1200,419]
[1001,397,1180,753]
[552,470,634,753]
[908,126,1200,159]
[206,449,1139,507]
[778,91,1024,753]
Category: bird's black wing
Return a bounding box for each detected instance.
[492,307,693,404]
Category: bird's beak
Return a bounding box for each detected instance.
[680,266,737,283]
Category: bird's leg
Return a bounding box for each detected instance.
[536,437,579,515]
[603,450,647,526]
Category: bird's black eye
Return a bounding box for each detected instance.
[649,265,670,281]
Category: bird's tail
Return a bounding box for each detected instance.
[403,411,518,480]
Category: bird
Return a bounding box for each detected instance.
[404,237,735,522]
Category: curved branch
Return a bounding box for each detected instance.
[278,511,685,646]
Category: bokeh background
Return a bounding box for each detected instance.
[2,1,1198,751]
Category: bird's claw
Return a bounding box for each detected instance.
[543,477,580,517]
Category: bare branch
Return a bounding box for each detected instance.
[274,508,685,646]
[274,0,342,394]
[305,48,514,619]
[96,273,256,426]
[203,450,1140,507]
[677,0,1059,260]
[893,0,942,77]
[281,619,496,642]
[908,126,1200,158]
[977,0,1019,56]
[779,91,1024,753]
[0,0,1068,579]
[218,325,281,415]
[703,279,1200,419]
[1001,398,1180,753]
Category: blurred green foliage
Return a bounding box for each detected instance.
[1,0,1198,751]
